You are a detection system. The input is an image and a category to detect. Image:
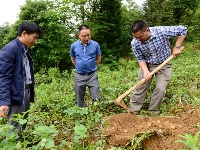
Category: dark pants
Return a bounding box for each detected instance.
[7,89,31,139]
[74,71,101,107]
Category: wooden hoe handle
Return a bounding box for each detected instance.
[114,46,184,113]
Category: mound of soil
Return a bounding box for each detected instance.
[104,104,200,149]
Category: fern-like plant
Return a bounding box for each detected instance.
[174,131,200,150]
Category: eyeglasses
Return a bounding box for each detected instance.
[133,29,147,39]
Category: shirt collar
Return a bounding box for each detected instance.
[149,29,156,39]
[79,40,90,46]
[15,38,28,51]
[143,29,156,44]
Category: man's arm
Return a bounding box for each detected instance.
[173,34,187,58]
[71,57,76,66]
[139,61,152,80]
[96,55,101,65]
[0,48,13,117]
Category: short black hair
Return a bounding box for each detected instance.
[78,25,89,33]
[131,20,148,33]
[18,22,41,36]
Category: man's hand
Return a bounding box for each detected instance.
[139,61,152,80]
[173,47,182,58]
[0,106,9,118]
[144,70,152,80]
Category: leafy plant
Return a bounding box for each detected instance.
[0,124,19,149]
[73,124,88,143]
[174,131,200,150]
[32,125,58,148]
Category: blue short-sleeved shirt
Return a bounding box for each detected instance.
[131,25,188,64]
[70,40,101,74]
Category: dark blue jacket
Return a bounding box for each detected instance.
[0,38,35,106]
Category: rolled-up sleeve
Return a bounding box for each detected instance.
[162,26,188,39]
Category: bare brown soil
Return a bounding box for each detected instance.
[104,104,200,149]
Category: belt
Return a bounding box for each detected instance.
[78,71,95,75]
[25,84,31,89]
[148,62,171,65]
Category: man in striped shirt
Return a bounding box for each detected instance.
[130,20,187,115]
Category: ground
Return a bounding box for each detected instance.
[104,104,200,149]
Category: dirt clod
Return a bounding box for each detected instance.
[104,104,200,149]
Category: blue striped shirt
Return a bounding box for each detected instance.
[131,26,187,64]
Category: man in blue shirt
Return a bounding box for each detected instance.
[0,22,41,137]
[130,20,187,115]
[70,25,101,107]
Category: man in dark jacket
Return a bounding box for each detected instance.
[0,22,41,135]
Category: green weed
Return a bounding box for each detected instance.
[174,131,200,150]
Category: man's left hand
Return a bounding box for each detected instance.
[0,106,9,118]
[173,47,182,58]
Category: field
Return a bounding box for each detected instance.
[0,43,200,149]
